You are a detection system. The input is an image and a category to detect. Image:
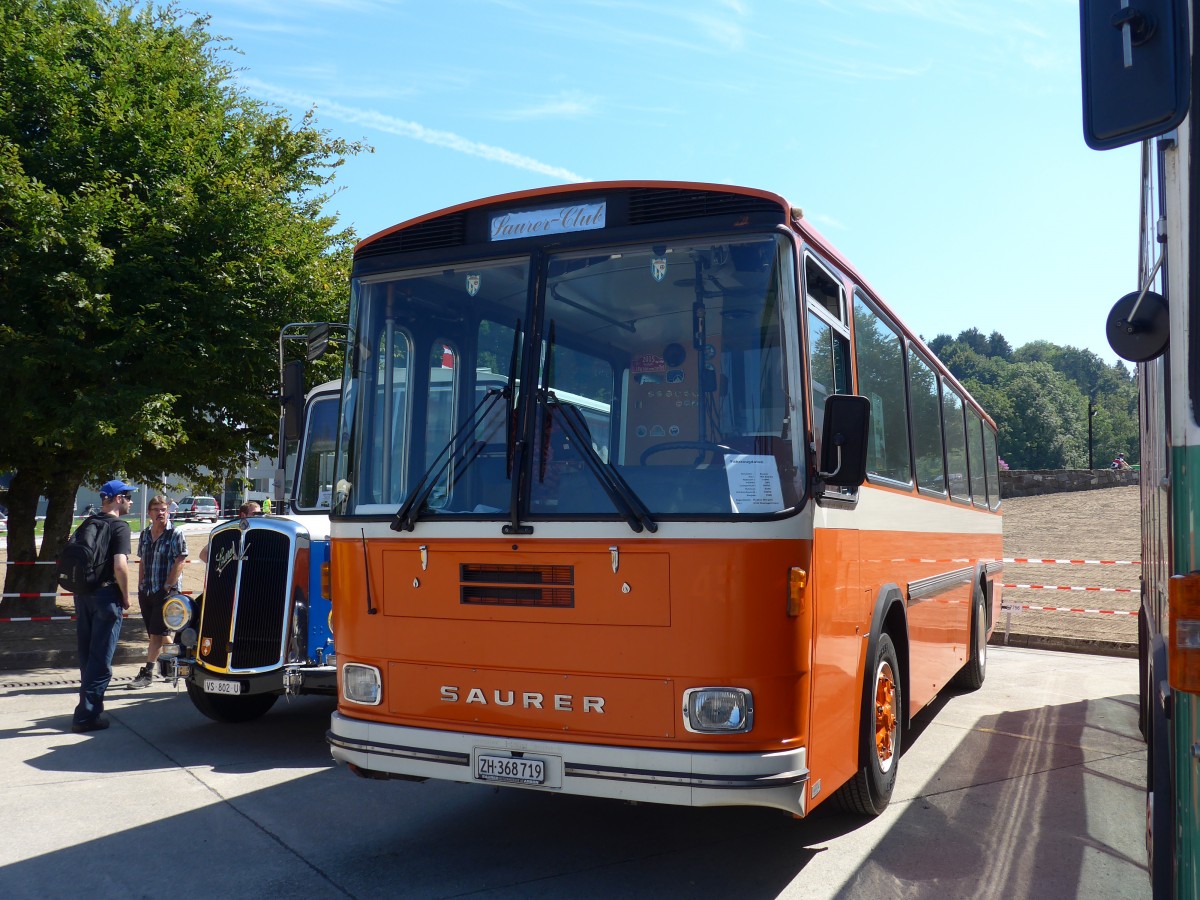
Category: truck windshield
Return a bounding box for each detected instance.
[334,235,800,519]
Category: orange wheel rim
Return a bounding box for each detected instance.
[874,660,897,772]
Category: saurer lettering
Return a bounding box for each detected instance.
[440,686,605,713]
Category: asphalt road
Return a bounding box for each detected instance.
[0,647,1147,899]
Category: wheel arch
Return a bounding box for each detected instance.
[865,583,910,728]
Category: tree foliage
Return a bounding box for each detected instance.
[928,329,1139,471]
[0,0,364,612]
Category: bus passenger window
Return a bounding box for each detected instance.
[853,293,912,485]
[908,349,946,494]
[942,386,971,503]
[983,425,1001,508]
[967,408,988,508]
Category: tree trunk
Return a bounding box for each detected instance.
[1,469,81,618]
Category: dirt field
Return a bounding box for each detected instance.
[1000,484,1140,647]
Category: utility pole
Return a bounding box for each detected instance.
[1087,396,1098,470]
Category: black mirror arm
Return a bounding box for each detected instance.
[817,436,845,482]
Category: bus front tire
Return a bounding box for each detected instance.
[834,633,901,817]
[185,681,279,723]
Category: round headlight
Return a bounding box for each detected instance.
[162,593,193,632]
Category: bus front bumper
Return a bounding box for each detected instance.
[327,711,810,816]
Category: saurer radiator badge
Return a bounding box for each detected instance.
[214,541,248,578]
[440,686,605,713]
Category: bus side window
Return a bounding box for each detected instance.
[966,407,988,508]
[852,292,912,486]
[942,384,971,504]
[805,253,851,461]
[908,348,946,495]
[983,425,1000,508]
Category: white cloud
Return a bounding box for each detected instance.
[492,91,599,122]
[243,79,589,182]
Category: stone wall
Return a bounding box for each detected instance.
[999,468,1139,498]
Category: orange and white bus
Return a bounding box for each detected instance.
[324,182,1003,817]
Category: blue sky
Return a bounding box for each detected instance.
[202,0,1139,365]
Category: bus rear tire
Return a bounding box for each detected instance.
[186,681,278,723]
[951,587,987,691]
[834,633,901,816]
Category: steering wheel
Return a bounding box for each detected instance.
[639,441,733,467]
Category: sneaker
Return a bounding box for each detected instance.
[71,715,110,733]
[128,665,154,690]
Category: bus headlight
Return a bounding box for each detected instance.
[342,663,382,705]
[162,594,193,632]
[683,687,754,733]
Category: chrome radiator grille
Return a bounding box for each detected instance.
[198,526,294,670]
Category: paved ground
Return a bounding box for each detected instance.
[0,647,1147,899]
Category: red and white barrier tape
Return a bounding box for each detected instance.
[1002,557,1139,566]
[0,612,141,623]
[1004,583,1135,593]
[1002,603,1136,616]
[4,559,202,566]
[1,590,196,601]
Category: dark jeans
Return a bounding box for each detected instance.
[73,585,123,725]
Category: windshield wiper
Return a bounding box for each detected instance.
[394,320,522,532]
[545,396,658,534]
[391,386,509,532]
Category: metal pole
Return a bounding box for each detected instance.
[1088,396,1094,470]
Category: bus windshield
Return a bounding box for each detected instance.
[295,392,340,511]
[335,233,800,520]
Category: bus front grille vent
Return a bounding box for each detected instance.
[627,188,783,225]
[356,212,467,259]
[196,527,294,670]
[460,563,575,608]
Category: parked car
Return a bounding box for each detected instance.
[176,496,220,523]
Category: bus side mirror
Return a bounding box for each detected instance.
[819,395,871,488]
[1080,0,1189,150]
[306,323,333,361]
[282,360,305,442]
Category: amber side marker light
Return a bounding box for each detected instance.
[788,567,807,617]
[1169,573,1200,694]
[321,561,332,599]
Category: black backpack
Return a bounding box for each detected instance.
[57,515,114,594]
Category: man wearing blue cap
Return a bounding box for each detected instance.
[71,479,135,733]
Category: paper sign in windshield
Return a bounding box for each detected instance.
[725,454,784,514]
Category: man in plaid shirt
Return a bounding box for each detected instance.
[129,494,188,689]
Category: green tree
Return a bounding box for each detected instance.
[0,1,363,614]
[990,362,1088,469]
